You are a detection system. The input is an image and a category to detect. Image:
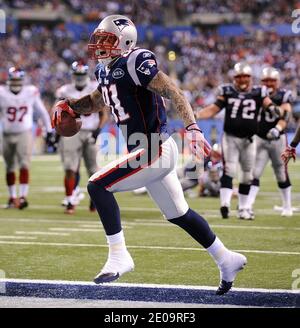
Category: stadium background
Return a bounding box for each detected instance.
[1,0,300,155]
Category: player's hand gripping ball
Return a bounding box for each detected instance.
[51,100,82,137]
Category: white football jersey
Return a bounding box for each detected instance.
[0,85,52,134]
[56,80,100,131]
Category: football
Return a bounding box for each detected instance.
[55,111,82,137]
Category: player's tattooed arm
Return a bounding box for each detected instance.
[68,89,109,115]
[147,71,196,126]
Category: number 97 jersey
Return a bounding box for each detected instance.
[0,85,41,134]
[215,84,268,138]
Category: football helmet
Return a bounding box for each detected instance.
[88,15,137,66]
[7,67,25,94]
[71,61,89,89]
[261,67,280,94]
[233,62,252,92]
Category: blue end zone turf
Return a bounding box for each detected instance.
[1,280,300,307]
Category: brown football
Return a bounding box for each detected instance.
[55,111,82,137]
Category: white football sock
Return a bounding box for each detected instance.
[247,185,259,209]
[238,193,249,210]
[106,230,127,252]
[8,185,17,198]
[207,237,229,265]
[220,188,233,207]
[279,186,292,209]
[19,184,29,198]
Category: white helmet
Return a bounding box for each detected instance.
[233,62,252,77]
[261,67,280,81]
[88,15,137,66]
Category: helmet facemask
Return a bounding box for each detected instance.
[88,31,121,65]
[261,78,279,95]
[8,79,23,94]
[233,74,252,92]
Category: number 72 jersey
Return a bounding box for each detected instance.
[216,84,268,138]
[0,85,50,134]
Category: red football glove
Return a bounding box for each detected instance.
[281,146,296,165]
[185,123,211,161]
[51,100,76,128]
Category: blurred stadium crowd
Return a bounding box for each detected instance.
[0,0,300,115]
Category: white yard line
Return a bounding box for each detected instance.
[15,231,70,236]
[0,236,37,240]
[0,240,299,256]
[0,217,299,232]
[49,228,102,232]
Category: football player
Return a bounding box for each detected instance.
[281,123,300,164]
[246,68,293,217]
[52,15,247,295]
[55,61,107,214]
[196,63,284,220]
[0,67,52,209]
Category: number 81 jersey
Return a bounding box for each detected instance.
[0,85,41,134]
[216,84,268,138]
[95,48,168,151]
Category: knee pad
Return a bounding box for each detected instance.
[220,174,233,189]
[278,178,291,189]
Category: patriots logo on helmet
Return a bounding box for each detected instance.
[113,19,131,32]
[137,59,156,76]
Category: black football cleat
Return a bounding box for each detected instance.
[216,280,233,295]
[6,197,19,209]
[220,206,229,219]
[94,272,120,284]
[19,197,28,210]
[64,202,75,214]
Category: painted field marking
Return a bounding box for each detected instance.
[0,278,299,307]
[1,278,299,294]
[15,231,70,236]
[0,217,299,232]
[0,236,37,240]
[0,240,299,256]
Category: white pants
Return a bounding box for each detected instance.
[221,132,256,184]
[89,137,189,220]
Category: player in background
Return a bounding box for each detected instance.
[246,68,293,217]
[281,121,300,165]
[52,15,248,295]
[0,67,53,209]
[196,63,284,220]
[55,61,108,214]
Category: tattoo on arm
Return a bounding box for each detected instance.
[147,71,196,127]
[69,89,108,115]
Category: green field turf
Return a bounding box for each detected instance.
[0,155,299,290]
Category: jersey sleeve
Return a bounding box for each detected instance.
[214,85,226,109]
[260,85,269,99]
[55,86,65,100]
[127,49,159,87]
[283,90,293,104]
[33,91,52,132]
